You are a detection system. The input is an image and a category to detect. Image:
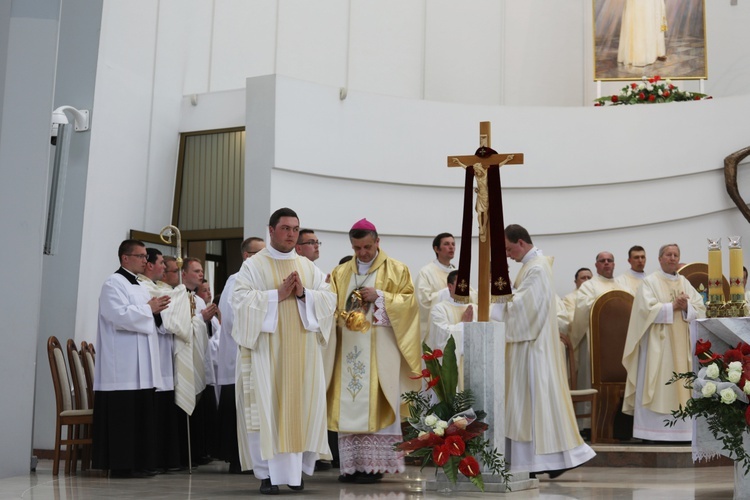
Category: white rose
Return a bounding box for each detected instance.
[424,414,438,427]
[720,388,737,405]
[728,370,742,384]
[729,361,743,372]
[701,381,717,397]
[436,420,449,430]
[744,380,750,395]
[434,427,445,436]
[706,363,720,379]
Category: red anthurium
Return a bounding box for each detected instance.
[433,444,450,466]
[738,343,750,356]
[410,369,432,380]
[725,349,743,364]
[427,376,441,389]
[745,406,750,427]
[433,349,443,358]
[445,436,466,456]
[695,339,712,356]
[458,456,480,477]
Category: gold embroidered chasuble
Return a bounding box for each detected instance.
[622,271,706,416]
[503,254,583,455]
[231,248,336,463]
[326,249,422,433]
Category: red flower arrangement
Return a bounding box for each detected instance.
[669,338,750,473]
[594,75,711,106]
[396,337,510,491]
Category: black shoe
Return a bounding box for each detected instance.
[529,472,537,479]
[338,473,357,483]
[228,462,253,474]
[546,464,582,479]
[260,478,279,495]
[355,472,383,484]
[288,479,304,491]
[315,459,332,471]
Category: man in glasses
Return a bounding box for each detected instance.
[569,251,627,436]
[296,229,321,262]
[93,239,170,478]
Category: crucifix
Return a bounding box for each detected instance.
[447,121,524,321]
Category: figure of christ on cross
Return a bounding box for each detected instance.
[447,121,524,321]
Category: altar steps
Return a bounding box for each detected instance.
[588,442,732,468]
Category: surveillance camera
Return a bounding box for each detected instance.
[50,122,59,146]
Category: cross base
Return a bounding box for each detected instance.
[424,469,538,493]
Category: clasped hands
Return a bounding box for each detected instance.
[672,292,689,312]
[278,271,305,301]
[201,303,219,321]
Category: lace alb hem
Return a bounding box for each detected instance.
[338,433,405,475]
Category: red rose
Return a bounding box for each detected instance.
[631,83,638,89]
[695,339,712,356]
[694,95,701,100]
[669,84,675,89]
[648,95,656,102]
[433,444,450,466]
[595,102,603,106]
[663,91,670,98]
[654,75,661,81]
[648,78,655,83]
[445,436,466,456]
[611,95,618,103]
[458,456,480,477]
[638,92,646,100]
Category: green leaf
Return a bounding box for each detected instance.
[442,456,460,484]
[441,336,458,404]
[430,401,454,422]
[469,474,485,492]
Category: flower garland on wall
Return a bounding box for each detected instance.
[594,76,711,106]
[395,337,511,491]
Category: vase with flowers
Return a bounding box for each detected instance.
[668,338,750,497]
[395,336,511,492]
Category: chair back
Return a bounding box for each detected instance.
[80,341,95,407]
[678,262,730,301]
[66,339,89,410]
[589,289,634,442]
[47,336,74,414]
[560,334,578,390]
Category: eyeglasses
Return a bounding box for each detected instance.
[300,240,322,247]
[127,254,148,260]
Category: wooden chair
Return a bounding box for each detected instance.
[678,262,730,301]
[66,339,93,473]
[589,289,634,443]
[80,341,95,409]
[48,336,93,476]
[560,334,598,443]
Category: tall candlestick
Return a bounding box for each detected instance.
[728,236,744,302]
[708,238,723,304]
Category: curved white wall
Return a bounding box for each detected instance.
[248,76,750,298]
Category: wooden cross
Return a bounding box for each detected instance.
[447,121,524,321]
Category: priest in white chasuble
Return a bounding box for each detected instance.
[232,207,336,495]
[622,243,706,442]
[326,218,422,484]
[615,245,648,295]
[492,225,595,478]
[562,267,592,330]
[429,269,476,391]
[570,251,627,411]
[415,232,456,341]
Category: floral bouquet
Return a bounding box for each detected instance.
[594,75,711,106]
[668,339,750,473]
[395,336,510,491]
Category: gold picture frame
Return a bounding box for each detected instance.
[593,0,707,81]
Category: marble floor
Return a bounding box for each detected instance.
[0,460,739,499]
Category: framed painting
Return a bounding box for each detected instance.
[593,0,707,81]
